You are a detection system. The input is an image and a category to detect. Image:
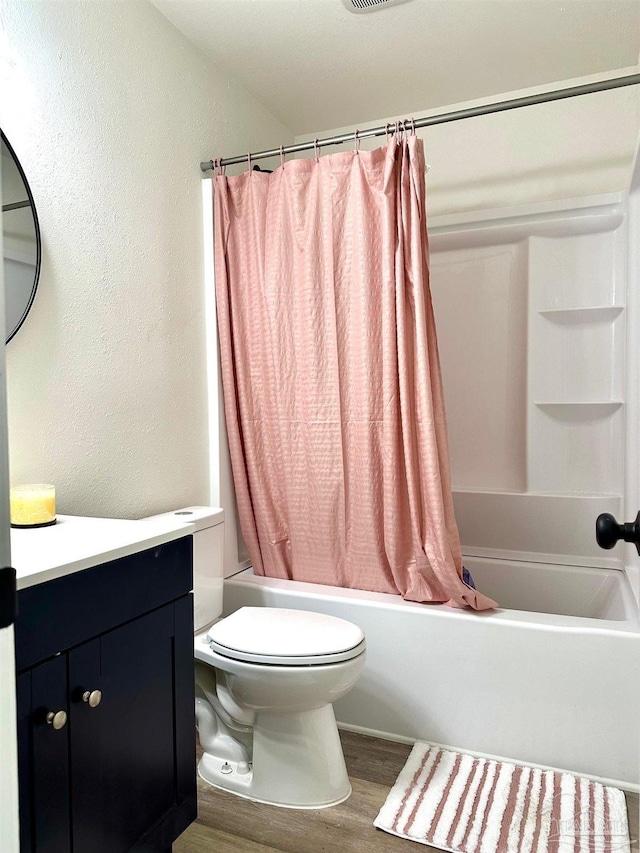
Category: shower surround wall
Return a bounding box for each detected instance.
[429,193,627,574]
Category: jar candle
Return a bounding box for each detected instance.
[10,484,56,528]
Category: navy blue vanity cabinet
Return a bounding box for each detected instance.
[17,655,71,853]
[15,536,197,853]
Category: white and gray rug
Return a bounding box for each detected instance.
[374,742,630,853]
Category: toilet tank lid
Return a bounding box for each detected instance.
[208,607,365,658]
[144,506,224,531]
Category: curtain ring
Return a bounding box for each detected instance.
[411,117,416,136]
[354,129,360,152]
[280,145,285,167]
[247,152,252,173]
[385,122,391,142]
[314,138,320,161]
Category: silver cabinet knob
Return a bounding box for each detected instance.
[46,710,67,730]
[82,689,102,708]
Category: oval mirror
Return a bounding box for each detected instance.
[2,131,41,343]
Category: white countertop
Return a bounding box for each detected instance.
[12,514,197,590]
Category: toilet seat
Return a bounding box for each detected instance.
[205,607,366,666]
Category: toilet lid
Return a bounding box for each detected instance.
[206,607,366,666]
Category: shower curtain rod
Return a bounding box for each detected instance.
[201,73,640,172]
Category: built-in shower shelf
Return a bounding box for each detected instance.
[535,401,623,418]
[538,306,623,324]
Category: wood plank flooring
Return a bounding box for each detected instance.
[175,731,639,853]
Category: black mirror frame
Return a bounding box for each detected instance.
[1,130,41,343]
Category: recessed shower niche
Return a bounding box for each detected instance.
[429,195,626,566]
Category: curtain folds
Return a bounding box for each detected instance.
[214,136,496,610]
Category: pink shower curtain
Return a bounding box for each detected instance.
[214,135,496,610]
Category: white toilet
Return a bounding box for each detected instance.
[164,507,366,809]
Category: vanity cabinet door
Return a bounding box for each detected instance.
[68,603,178,853]
[17,655,71,853]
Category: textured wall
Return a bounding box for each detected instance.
[0,0,292,518]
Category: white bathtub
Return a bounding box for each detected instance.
[223,557,640,791]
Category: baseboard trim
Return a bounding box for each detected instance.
[338,721,416,746]
[337,722,639,793]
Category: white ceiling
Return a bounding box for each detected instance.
[152,0,640,135]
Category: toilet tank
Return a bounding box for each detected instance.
[144,506,225,631]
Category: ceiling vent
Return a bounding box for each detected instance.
[342,0,413,13]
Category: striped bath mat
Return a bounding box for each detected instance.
[374,742,631,853]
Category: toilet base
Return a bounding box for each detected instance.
[198,704,352,809]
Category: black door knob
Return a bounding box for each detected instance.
[596,512,640,555]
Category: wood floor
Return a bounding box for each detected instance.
[174,731,639,853]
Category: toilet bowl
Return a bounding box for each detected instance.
[148,508,366,809]
[195,607,366,808]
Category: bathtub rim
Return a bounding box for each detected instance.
[225,565,640,636]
